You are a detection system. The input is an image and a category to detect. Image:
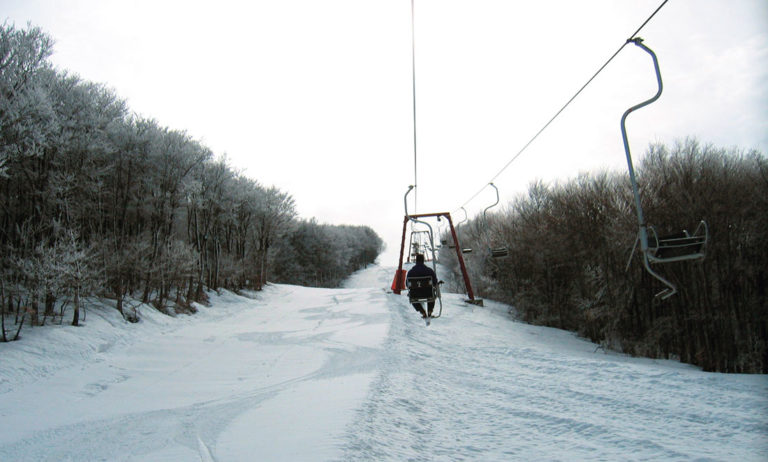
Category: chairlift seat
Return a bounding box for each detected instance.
[490,247,509,258]
[447,244,473,253]
[446,243,469,251]
[646,221,708,263]
[406,276,436,303]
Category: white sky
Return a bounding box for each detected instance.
[4,0,767,262]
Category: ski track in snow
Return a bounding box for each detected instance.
[0,263,766,461]
[339,268,768,461]
[339,288,768,461]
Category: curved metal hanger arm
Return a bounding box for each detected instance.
[621,38,663,255]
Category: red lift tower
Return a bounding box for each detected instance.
[393,211,483,307]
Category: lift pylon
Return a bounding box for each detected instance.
[393,187,482,306]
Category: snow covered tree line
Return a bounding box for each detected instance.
[0,23,383,337]
[441,140,767,373]
[271,220,383,288]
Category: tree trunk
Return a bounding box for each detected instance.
[259,243,270,288]
[44,292,55,317]
[1,291,7,343]
[71,286,80,326]
[114,279,125,318]
[31,301,38,327]
[186,275,195,302]
[13,312,26,341]
[141,271,151,304]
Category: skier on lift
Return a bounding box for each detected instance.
[407,253,439,318]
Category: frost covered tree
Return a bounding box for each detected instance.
[0,22,385,332]
[271,220,384,288]
[55,229,101,326]
[0,23,55,179]
[185,156,234,296]
[255,187,296,287]
[138,124,210,304]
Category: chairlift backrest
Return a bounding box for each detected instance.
[406,276,436,302]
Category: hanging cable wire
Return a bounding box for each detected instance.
[410,0,419,214]
[458,0,670,210]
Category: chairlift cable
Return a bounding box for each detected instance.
[411,0,419,214]
[456,0,670,211]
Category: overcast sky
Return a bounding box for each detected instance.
[4,0,767,262]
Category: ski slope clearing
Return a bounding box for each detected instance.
[1,264,766,461]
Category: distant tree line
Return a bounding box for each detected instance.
[272,220,383,288]
[0,23,382,339]
[441,140,767,373]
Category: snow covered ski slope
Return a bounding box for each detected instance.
[1,264,766,461]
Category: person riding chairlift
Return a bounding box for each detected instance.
[407,253,439,318]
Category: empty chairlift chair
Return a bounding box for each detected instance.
[444,207,473,254]
[408,230,433,262]
[620,38,709,298]
[483,183,509,258]
[646,221,708,263]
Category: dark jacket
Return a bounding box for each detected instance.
[406,262,438,285]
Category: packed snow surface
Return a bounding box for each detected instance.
[1,264,766,461]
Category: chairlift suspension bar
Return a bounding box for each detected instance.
[410,0,418,213]
[458,207,468,227]
[620,38,676,297]
[482,183,509,258]
[482,182,501,223]
[621,38,662,256]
